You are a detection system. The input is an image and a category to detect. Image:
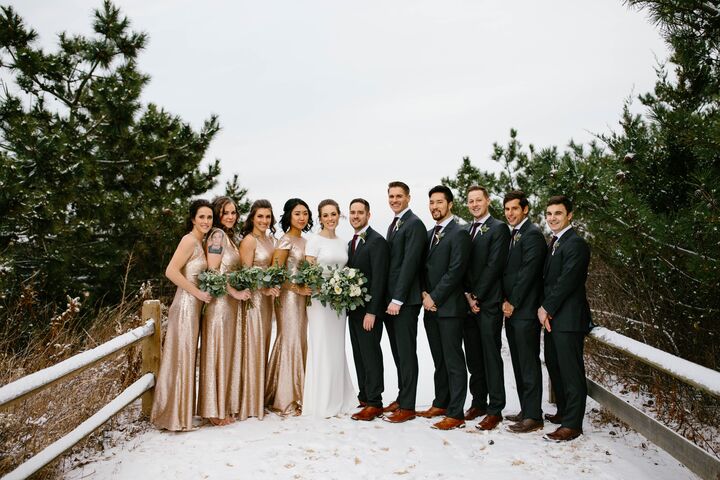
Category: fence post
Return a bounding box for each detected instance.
[141,300,161,417]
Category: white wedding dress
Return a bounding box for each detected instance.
[302,234,357,417]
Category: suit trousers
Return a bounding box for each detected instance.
[505,317,542,420]
[383,304,421,409]
[348,313,384,407]
[423,311,467,420]
[463,313,488,410]
[544,330,587,430]
[469,306,506,415]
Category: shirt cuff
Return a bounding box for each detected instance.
[391,299,403,306]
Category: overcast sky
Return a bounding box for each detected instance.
[10,0,668,238]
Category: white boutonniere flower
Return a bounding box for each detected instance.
[433,231,446,245]
[395,219,404,231]
[479,224,490,236]
[358,231,367,244]
[513,233,522,245]
[552,240,560,255]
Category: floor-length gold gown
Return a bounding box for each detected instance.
[265,234,308,415]
[197,229,240,420]
[151,235,206,431]
[232,234,275,420]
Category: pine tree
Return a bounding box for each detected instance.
[0,2,249,329]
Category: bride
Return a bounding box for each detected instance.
[302,199,357,417]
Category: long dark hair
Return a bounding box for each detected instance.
[280,198,313,233]
[211,196,238,234]
[184,199,213,233]
[241,199,276,236]
[317,199,340,230]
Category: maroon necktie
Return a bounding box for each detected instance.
[351,234,359,255]
[469,222,480,239]
[387,217,399,237]
[548,235,558,253]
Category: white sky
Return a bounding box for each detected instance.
[10,0,668,237]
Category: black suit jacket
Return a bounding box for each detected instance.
[502,220,546,320]
[464,216,510,308]
[347,226,390,318]
[423,219,471,317]
[386,209,427,306]
[542,228,592,333]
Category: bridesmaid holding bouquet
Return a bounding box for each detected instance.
[151,200,213,431]
[265,198,313,415]
[233,199,278,420]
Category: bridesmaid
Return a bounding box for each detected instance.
[197,196,251,426]
[151,199,214,431]
[233,199,278,420]
[265,198,313,415]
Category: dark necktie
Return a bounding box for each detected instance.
[548,235,558,254]
[351,234,359,255]
[387,217,399,237]
[432,225,443,246]
[469,222,481,239]
[510,228,519,247]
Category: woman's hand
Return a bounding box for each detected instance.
[230,288,252,301]
[293,285,313,296]
[262,287,280,297]
[196,291,213,303]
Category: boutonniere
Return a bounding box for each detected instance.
[395,219,404,232]
[479,224,490,236]
[358,231,367,243]
[433,230,446,245]
[552,240,560,255]
[512,233,522,245]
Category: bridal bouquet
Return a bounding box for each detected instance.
[316,266,371,316]
[198,269,227,298]
[259,264,289,307]
[291,260,325,306]
[227,266,264,308]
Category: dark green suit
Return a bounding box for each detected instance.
[502,219,546,421]
[348,227,389,408]
[423,219,471,420]
[542,227,592,431]
[462,216,510,416]
[384,209,427,409]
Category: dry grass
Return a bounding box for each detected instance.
[0,283,166,479]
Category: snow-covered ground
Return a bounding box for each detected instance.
[65,321,697,479]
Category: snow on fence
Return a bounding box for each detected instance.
[0,299,161,480]
[587,326,720,480]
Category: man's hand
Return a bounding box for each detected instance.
[503,301,514,318]
[386,302,401,315]
[537,306,552,331]
[466,292,480,314]
[422,291,437,312]
[363,313,376,331]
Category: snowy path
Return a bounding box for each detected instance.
[65,322,697,479]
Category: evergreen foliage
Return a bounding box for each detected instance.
[443,0,719,368]
[0,2,248,330]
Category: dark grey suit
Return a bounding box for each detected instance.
[502,219,546,421]
[348,227,389,408]
[422,219,471,420]
[542,227,592,431]
[384,209,427,409]
[463,216,510,416]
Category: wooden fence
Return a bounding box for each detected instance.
[0,300,161,480]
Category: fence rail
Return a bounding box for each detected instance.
[587,326,720,480]
[0,299,161,479]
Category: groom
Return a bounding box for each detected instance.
[347,198,390,421]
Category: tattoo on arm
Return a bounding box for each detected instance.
[208,245,224,255]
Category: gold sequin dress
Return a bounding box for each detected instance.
[265,234,308,415]
[232,233,275,420]
[151,235,206,431]
[197,229,240,420]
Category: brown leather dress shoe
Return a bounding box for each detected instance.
[508,418,543,433]
[544,426,582,442]
[416,406,447,418]
[432,417,466,430]
[351,406,383,421]
[544,412,562,424]
[383,408,416,423]
[382,401,400,413]
[505,412,523,422]
[476,414,502,431]
[464,407,487,421]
